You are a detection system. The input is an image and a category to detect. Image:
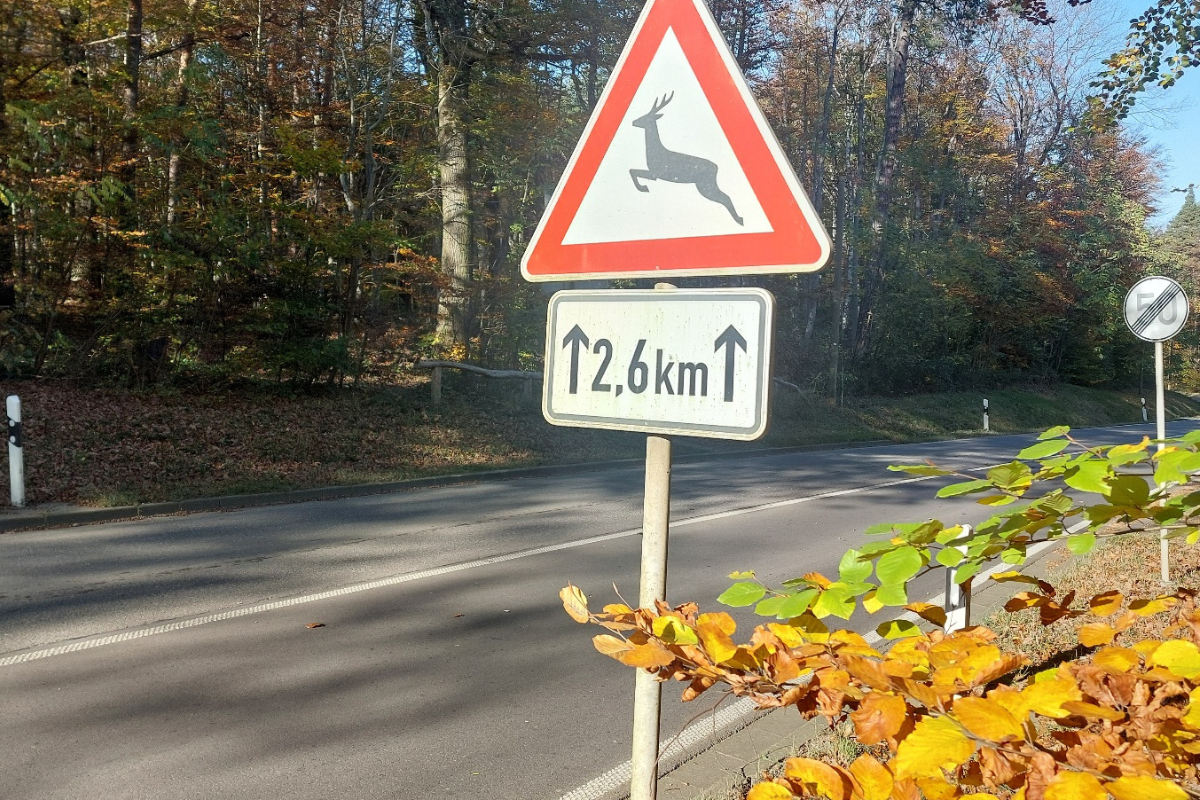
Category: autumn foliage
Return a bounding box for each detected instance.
[564,427,1200,799]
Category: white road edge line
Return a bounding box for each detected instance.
[560,522,1084,800]
[0,475,937,668]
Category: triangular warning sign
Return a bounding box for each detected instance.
[521,0,830,282]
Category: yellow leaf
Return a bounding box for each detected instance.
[1151,639,1200,679]
[747,782,796,800]
[1018,677,1082,719]
[560,584,590,623]
[1088,590,1124,616]
[863,589,885,614]
[1077,623,1116,648]
[1060,701,1124,721]
[602,603,633,614]
[1107,775,1188,800]
[697,613,738,664]
[652,615,699,646]
[769,622,805,648]
[1044,771,1106,800]
[914,775,960,800]
[1092,646,1140,673]
[1129,596,1177,617]
[848,754,892,800]
[894,716,974,779]
[952,696,1025,742]
[783,757,851,800]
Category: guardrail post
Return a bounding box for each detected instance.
[943,525,971,633]
[982,398,989,433]
[7,395,25,508]
[431,366,442,407]
[1141,396,1148,423]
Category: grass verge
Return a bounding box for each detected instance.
[2,374,1196,507]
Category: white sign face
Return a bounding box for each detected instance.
[1124,276,1189,342]
[561,30,772,245]
[543,289,774,439]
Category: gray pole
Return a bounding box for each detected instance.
[1157,341,1169,584]
[629,433,671,800]
[7,395,24,508]
[630,285,676,800]
[982,398,989,433]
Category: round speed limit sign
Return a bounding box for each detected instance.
[1124,276,1189,342]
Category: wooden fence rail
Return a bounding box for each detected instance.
[414,360,810,406]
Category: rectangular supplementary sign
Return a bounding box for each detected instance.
[542,288,774,440]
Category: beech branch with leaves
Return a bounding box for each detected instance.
[563,427,1200,800]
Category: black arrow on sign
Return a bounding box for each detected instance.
[714,325,748,402]
[561,325,590,394]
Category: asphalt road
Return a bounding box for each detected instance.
[0,421,1188,800]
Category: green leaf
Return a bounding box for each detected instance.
[1067,532,1097,555]
[936,547,964,568]
[754,596,786,616]
[864,522,898,536]
[1038,426,1070,440]
[1017,439,1069,460]
[888,464,952,476]
[1108,474,1151,506]
[812,587,856,619]
[839,548,873,584]
[955,561,981,585]
[977,494,1017,506]
[717,582,766,607]
[876,619,922,639]
[988,461,1033,492]
[775,589,819,619]
[876,546,923,586]
[875,582,909,606]
[1001,546,1026,564]
[1064,460,1112,494]
[728,570,756,580]
[936,479,992,498]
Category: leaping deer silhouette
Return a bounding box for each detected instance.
[629,92,744,226]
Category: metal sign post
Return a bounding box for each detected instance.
[1124,276,1190,585]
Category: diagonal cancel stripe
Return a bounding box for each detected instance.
[1133,285,1180,334]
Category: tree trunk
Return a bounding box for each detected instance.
[856,0,915,353]
[435,59,473,348]
[121,0,143,193]
[166,2,198,230]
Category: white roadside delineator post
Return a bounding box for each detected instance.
[943,525,972,633]
[982,399,989,433]
[7,395,24,508]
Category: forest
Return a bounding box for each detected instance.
[0,0,1198,396]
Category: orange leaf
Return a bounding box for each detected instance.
[1092,646,1140,673]
[615,640,676,669]
[850,692,907,745]
[905,602,948,628]
[593,634,632,657]
[561,584,590,623]
[1088,590,1124,616]
[783,757,851,800]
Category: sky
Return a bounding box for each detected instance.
[1110,0,1200,228]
